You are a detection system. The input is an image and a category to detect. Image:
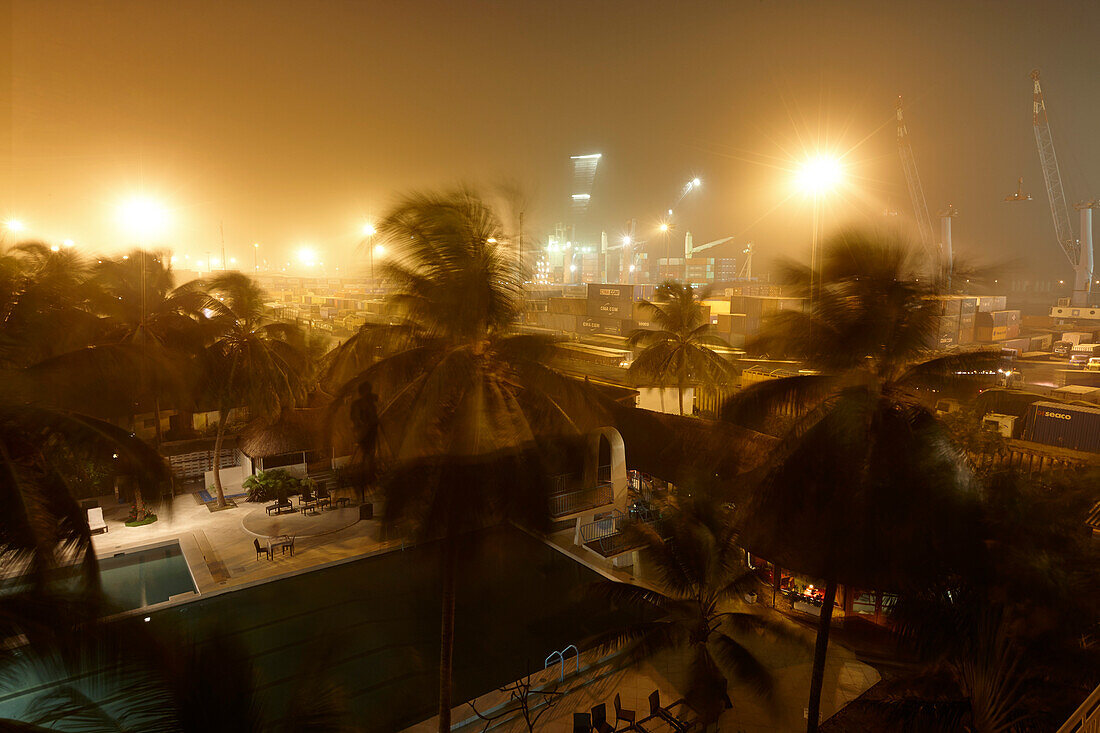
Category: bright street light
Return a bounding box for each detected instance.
[117,195,170,239]
[362,223,376,237]
[373,244,385,256]
[795,155,844,193]
[5,219,25,233]
[658,223,669,233]
[50,244,60,252]
[297,246,318,267]
[621,235,632,246]
[62,239,74,248]
[795,154,845,304]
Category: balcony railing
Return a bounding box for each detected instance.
[1057,681,1100,733]
[597,464,612,482]
[549,481,613,518]
[578,506,666,557]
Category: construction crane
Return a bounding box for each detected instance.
[684,233,734,258]
[896,96,939,264]
[1030,69,1092,306]
[737,242,755,279]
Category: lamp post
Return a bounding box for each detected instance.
[794,156,843,304]
[362,223,377,283]
[253,242,260,273]
[117,195,170,449]
[659,222,671,281]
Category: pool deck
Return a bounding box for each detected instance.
[407,605,879,733]
[89,492,880,732]
[89,490,396,594]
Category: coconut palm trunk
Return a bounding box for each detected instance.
[805,579,837,732]
[438,529,459,731]
[211,408,229,508]
[211,354,239,509]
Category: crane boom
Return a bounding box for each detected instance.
[1030,70,1082,280]
[896,97,938,262]
[687,235,733,257]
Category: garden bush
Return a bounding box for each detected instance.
[243,469,309,503]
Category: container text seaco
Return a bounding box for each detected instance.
[1040,410,1073,420]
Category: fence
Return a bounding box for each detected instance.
[548,482,613,518]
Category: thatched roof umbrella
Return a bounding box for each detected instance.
[238,408,329,459]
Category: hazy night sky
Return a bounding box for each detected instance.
[2,0,1099,278]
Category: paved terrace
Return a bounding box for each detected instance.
[89,491,879,732]
[88,489,396,593]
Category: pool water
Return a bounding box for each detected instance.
[153,525,635,731]
[98,542,196,611]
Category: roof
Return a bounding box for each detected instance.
[1031,401,1100,416]
[606,402,778,496]
[238,408,327,457]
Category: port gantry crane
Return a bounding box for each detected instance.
[1030,69,1096,307]
[896,97,942,271]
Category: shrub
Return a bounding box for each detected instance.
[124,505,157,527]
[243,469,307,503]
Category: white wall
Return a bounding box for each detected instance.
[636,387,694,415]
[204,465,247,490]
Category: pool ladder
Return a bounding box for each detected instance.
[544,644,579,683]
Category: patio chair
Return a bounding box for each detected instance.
[614,694,640,731]
[253,538,270,561]
[87,507,108,535]
[590,703,614,733]
[646,690,690,731]
[572,712,591,733]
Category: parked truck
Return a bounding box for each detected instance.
[1023,401,1100,453]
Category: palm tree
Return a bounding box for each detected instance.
[0,243,102,369]
[0,247,171,591]
[330,189,598,731]
[628,280,734,415]
[721,230,993,732]
[89,250,213,445]
[204,272,308,508]
[586,503,787,724]
[0,400,170,593]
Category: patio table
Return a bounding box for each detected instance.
[268,535,294,556]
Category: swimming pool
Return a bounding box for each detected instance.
[151,525,634,731]
[98,541,197,611]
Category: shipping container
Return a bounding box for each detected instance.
[975,295,1008,312]
[703,298,732,315]
[959,297,978,315]
[549,297,587,316]
[1029,333,1054,351]
[587,298,632,318]
[576,315,629,336]
[585,280,638,301]
[929,296,962,316]
[1023,401,1100,453]
[1062,331,1093,346]
[535,313,576,332]
[938,315,960,346]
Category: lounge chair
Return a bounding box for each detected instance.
[87,507,108,535]
[253,538,271,561]
[590,703,613,733]
[645,690,691,731]
[572,712,591,733]
[614,694,642,731]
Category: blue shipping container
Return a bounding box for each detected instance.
[1023,401,1100,453]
